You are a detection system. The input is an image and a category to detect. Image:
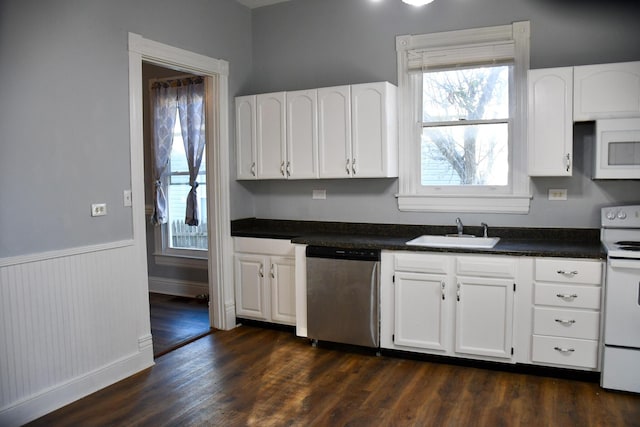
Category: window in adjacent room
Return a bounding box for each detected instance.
[396,21,531,213]
[149,75,208,263]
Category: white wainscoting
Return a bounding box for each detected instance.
[148,275,208,297]
[0,242,154,427]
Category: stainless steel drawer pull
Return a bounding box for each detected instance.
[556,270,578,277]
[554,319,576,325]
[556,293,578,299]
[554,346,575,353]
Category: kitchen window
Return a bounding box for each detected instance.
[396,22,531,213]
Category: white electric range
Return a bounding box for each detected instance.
[600,204,640,393]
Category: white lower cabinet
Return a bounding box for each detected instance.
[530,258,603,370]
[455,276,514,359]
[234,237,296,326]
[382,252,517,362]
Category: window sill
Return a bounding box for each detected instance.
[396,194,531,214]
[153,252,208,269]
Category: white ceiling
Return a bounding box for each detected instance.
[235,0,292,8]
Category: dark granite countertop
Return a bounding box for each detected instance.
[231,218,605,259]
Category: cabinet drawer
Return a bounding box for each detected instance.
[535,259,602,285]
[533,307,600,340]
[531,335,598,369]
[394,253,449,274]
[456,256,516,279]
[534,283,601,309]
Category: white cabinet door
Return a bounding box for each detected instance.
[234,254,268,320]
[455,277,514,359]
[270,256,296,325]
[286,89,319,179]
[351,82,398,178]
[235,95,257,180]
[318,85,351,178]
[393,272,448,351]
[528,68,573,176]
[256,92,286,179]
[574,61,640,121]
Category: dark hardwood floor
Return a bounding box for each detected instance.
[28,326,640,426]
[149,292,211,357]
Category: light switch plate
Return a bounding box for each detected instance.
[548,189,567,201]
[123,190,132,207]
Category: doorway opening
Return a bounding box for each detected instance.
[142,62,212,357]
[128,33,234,357]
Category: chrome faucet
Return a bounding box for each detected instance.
[455,217,463,236]
[481,222,489,238]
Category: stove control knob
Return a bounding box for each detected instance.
[617,211,627,220]
[606,210,617,220]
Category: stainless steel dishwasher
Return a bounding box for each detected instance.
[306,246,380,348]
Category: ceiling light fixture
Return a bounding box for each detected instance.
[402,0,435,6]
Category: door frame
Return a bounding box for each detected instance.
[128,33,235,330]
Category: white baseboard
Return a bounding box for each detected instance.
[148,276,208,297]
[0,346,154,427]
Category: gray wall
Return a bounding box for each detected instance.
[237,0,640,229]
[0,0,253,258]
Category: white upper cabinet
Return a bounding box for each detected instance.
[237,81,398,180]
[287,89,319,179]
[351,82,398,178]
[236,95,257,179]
[318,85,352,178]
[318,82,398,178]
[528,67,574,176]
[256,92,287,179]
[574,61,640,121]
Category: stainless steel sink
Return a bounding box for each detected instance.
[406,234,500,249]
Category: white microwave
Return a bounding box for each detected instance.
[594,118,640,179]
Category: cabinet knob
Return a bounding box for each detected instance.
[345,159,351,175]
[565,153,571,172]
[352,158,356,175]
[259,264,264,278]
[286,161,291,177]
[270,264,275,279]
[280,161,285,176]
[251,162,256,177]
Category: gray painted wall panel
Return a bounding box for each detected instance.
[242,0,640,229]
[0,0,253,258]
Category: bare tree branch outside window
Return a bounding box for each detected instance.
[421,65,510,186]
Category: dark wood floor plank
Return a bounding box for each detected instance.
[28,326,640,427]
[148,292,211,357]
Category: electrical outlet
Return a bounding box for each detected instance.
[548,189,568,201]
[91,203,107,217]
[123,190,132,207]
[312,189,326,200]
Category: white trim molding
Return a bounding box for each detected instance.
[0,239,134,268]
[128,33,234,331]
[148,276,209,297]
[395,21,531,214]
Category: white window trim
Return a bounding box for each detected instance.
[396,21,531,214]
[145,204,208,269]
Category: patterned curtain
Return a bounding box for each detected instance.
[177,78,206,226]
[150,83,177,225]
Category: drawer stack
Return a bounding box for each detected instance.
[531,258,603,370]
